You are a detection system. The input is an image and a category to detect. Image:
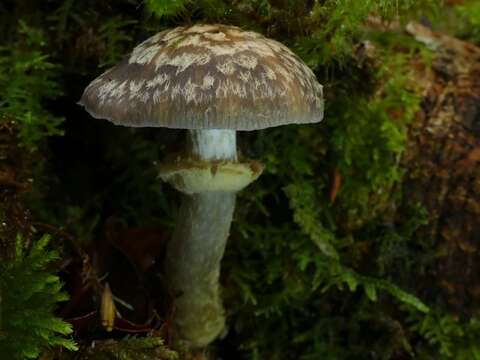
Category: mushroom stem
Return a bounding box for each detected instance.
[166,192,235,347]
[188,129,237,161]
[165,128,238,347]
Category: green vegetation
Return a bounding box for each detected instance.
[450,0,480,45]
[0,235,77,359]
[0,21,64,152]
[57,337,178,360]
[408,310,480,360]
[0,0,479,358]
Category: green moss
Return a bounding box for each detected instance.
[0,21,64,152]
[0,234,77,359]
[59,337,178,360]
[447,0,480,45]
[144,0,188,18]
[408,310,480,360]
[223,20,431,359]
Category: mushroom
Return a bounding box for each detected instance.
[79,24,324,348]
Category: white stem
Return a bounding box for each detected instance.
[164,128,239,347]
[165,192,235,347]
[189,129,237,161]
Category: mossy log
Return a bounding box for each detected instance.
[402,23,480,316]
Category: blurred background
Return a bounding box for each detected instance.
[1,0,480,359]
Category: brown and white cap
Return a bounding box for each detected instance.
[79,24,324,131]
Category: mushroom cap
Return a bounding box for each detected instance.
[79,24,324,131]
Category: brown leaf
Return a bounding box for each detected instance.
[113,317,153,333]
[105,218,169,274]
[66,311,97,336]
[329,168,342,203]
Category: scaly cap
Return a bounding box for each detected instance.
[79,24,324,130]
